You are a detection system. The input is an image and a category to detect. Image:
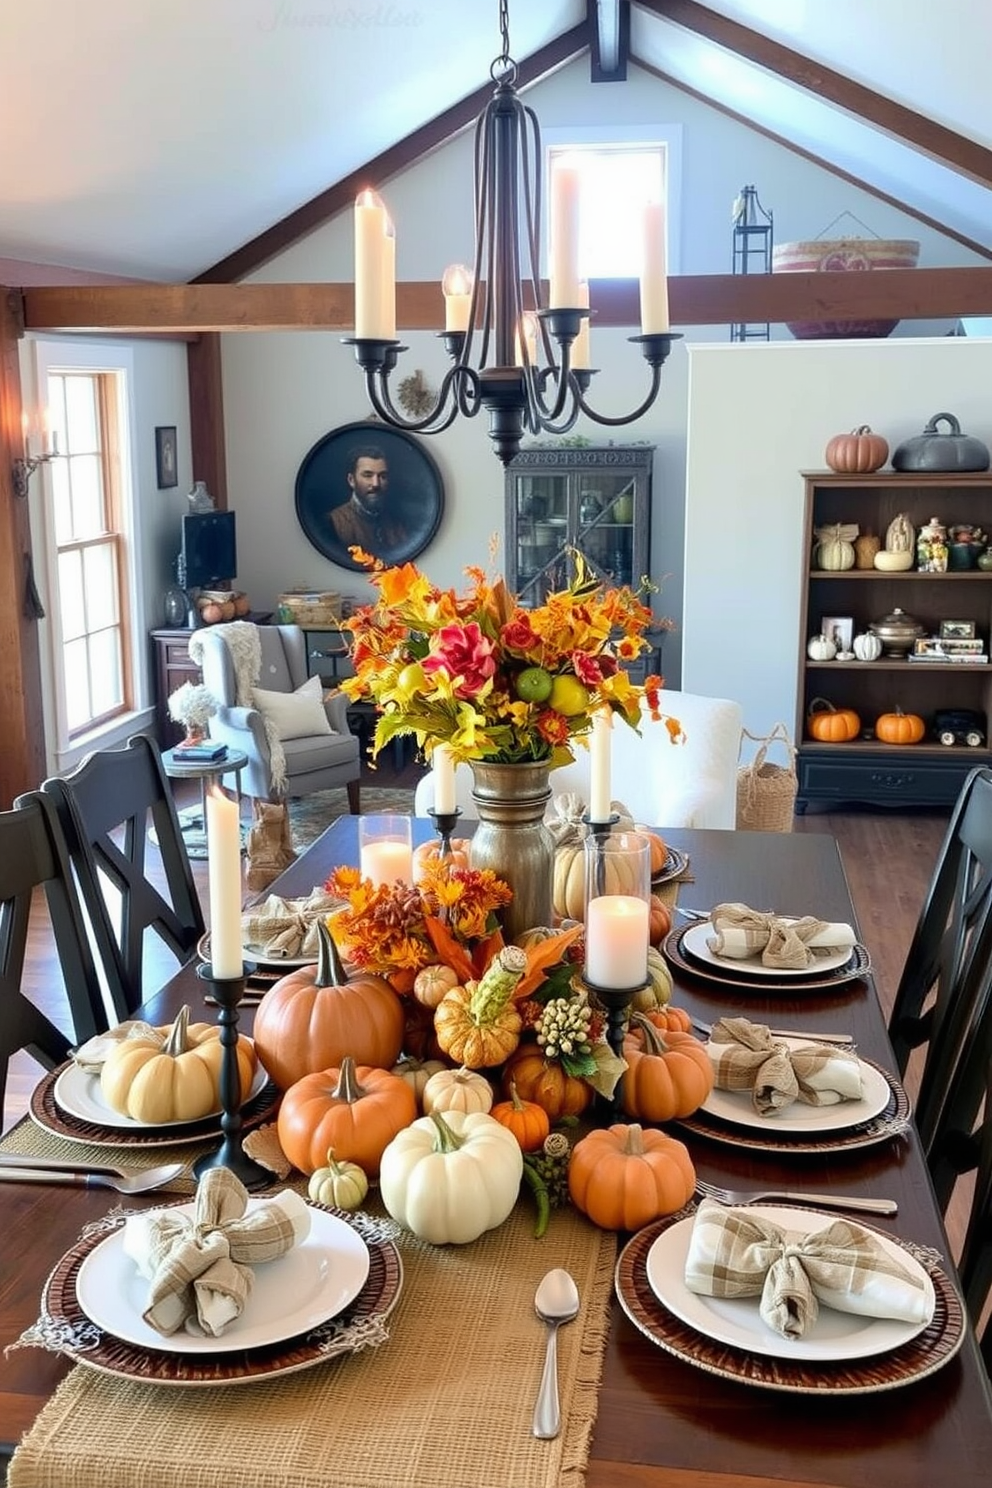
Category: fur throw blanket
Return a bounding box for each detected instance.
[188,622,288,794]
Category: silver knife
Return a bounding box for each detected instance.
[691,1017,854,1045]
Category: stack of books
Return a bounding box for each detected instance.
[171,740,229,762]
[910,637,989,664]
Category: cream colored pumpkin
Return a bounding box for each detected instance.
[307,1150,369,1210]
[853,632,883,662]
[422,1065,494,1116]
[379,1109,523,1245]
[553,840,640,921]
[391,1056,448,1111]
[99,1005,256,1124]
[631,946,674,1012]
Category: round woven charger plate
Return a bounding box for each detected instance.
[663,925,872,994]
[43,1207,402,1386]
[674,1058,912,1155]
[616,1212,964,1395]
[30,1064,281,1150]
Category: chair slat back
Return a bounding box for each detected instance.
[1,794,106,1118]
[40,734,205,1021]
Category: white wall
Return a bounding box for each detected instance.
[220,57,980,693]
[682,337,992,754]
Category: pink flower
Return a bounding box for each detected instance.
[422,622,497,698]
[572,650,605,687]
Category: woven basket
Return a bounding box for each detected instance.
[277,590,342,626]
[772,236,919,339]
[736,724,798,833]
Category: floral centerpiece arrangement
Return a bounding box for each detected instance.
[340,546,678,766]
[167,681,218,745]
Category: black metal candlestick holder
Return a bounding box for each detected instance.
[194,962,273,1190]
[427,806,462,860]
[579,971,651,1122]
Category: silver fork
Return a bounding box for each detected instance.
[695,1179,896,1216]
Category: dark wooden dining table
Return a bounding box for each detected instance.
[2,822,991,1488]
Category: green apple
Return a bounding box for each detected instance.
[515,666,553,703]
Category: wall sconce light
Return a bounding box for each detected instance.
[13,413,59,498]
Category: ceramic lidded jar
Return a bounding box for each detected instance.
[916,517,948,573]
[869,607,925,657]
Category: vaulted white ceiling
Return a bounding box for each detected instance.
[1,0,989,283]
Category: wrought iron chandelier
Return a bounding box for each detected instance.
[344,0,680,465]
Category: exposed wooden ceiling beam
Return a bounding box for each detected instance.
[640,0,992,189]
[194,25,588,286]
[21,266,992,335]
[635,57,992,262]
[589,1,629,82]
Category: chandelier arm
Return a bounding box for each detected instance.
[363,366,462,434]
[573,362,665,427]
[530,388,582,439]
[520,103,553,368]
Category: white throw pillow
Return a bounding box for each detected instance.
[251,674,335,740]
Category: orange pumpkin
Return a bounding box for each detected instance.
[825,425,889,474]
[621,1011,714,1122]
[253,923,404,1090]
[568,1122,696,1230]
[277,1057,417,1176]
[412,838,471,881]
[501,1044,593,1120]
[807,699,861,743]
[643,1004,692,1034]
[490,1080,550,1152]
[635,827,668,876]
[875,708,925,745]
[648,894,672,947]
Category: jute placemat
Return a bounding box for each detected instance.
[9,1200,616,1488]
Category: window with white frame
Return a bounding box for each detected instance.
[46,371,131,736]
[547,139,670,278]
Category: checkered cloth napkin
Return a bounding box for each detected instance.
[241,887,341,959]
[684,1198,932,1339]
[708,1016,863,1116]
[122,1168,311,1337]
[706,902,857,970]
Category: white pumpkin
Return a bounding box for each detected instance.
[807,634,837,661]
[379,1109,523,1245]
[853,632,883,662]
[421,1065,494,1116]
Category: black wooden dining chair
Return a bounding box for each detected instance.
[888,766,992,1114]
[933,1049,992,1369]
[36,733,206,1023]
[0,792,107,1121]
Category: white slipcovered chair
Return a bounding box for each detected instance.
[413,690,744,830]
[195,623,362,809]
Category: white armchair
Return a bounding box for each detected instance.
[413,690,743,830]
[195,624,362,808]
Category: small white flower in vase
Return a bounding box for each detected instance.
[167,682,218,746]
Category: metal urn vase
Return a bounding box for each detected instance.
[468,761,554,940]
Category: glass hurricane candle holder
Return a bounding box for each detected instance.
[358,814,414,887]
[583,829,652,1060]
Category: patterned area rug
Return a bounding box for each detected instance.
[174,786,416,858]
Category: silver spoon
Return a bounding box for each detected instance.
[0,1160,184,1194]
[532,1268,580,1439]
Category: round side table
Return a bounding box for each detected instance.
[161,747,249,859]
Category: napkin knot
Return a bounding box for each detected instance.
[706,902,855,970]
[241,888,342,959]
[123,1168,311,1337]
[709,1016,862,1116]
[684,1198,932,1339]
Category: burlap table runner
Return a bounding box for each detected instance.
[9,1190,615,1488]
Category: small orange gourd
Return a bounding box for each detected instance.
[490,1080,551,1152]
[501,1044,593,1120]
[568,1122,696,1230]
[807,699,861,743]
[648,894,672,947]
[621,1011,714,1123]
[875,708,925,745]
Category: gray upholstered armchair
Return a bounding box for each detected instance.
[194,623,361,810]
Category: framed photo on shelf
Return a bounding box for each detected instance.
[155,426,178,489]
[821,615,854,653]
[939,619,977,640]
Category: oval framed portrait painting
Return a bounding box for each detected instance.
[295,421,445,572]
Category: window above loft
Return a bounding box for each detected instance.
[545,125,682,279]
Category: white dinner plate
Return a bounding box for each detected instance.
[75,1201,370,1354]
[645,1205,935,1362]
[241,944,316,969]
[54,1061,268,1131]
[700,1037,892,1133]
[681,920,854,979]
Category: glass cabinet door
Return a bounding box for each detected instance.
[506,446,653,607]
